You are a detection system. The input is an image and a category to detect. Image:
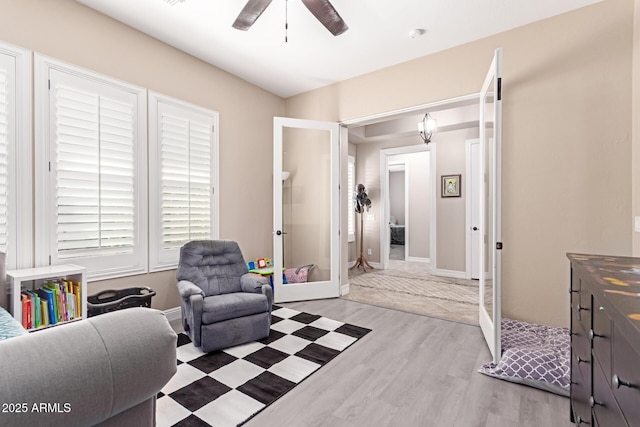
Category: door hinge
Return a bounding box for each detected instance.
[48,161,51,172]
[211,187,214,194]
[48,255,52,265]
[496,242,503,250]
[497,77,502,101]
[48,79,51,90]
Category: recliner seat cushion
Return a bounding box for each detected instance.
[201,292,269,324]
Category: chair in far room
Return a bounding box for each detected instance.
[176,240,273,353]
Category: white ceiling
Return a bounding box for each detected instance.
[76,0,600,98]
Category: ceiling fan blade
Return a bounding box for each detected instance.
[300,0,348,36]
[232,0,273,31]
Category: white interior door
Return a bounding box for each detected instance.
[479,48,503,364]
[273,117,340,303]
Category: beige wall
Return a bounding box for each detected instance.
[288,0,635,327]
[354,129,473,271]
[634,0,640,256]
[434,128,479,272]
[0,0,284,311]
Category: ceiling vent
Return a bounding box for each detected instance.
[163,0,185,6]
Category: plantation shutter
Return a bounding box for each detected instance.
[159,112,211,248]
[54,84,135,256]
[0,63,9,253]
[148,92,218,271]
[39,61,147,280]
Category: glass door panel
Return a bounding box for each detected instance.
[479,48,502,364]
[273,117,340,303]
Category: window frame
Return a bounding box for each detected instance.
[34,54,148,280]
[0,41,32,270]
[148,91,219,272]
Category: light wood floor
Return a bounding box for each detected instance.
[243,298,572,427]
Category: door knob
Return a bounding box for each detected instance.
[275,230,288,236]
[472,227,479,231]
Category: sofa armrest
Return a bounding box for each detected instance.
[177,280,204,299]
[0,308,177,427]
[240,273,269,293]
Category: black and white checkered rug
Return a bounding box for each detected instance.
[156,305,371,427]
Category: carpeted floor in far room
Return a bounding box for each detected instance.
[344,259,479,325]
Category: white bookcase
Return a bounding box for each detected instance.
[7,264,87,332]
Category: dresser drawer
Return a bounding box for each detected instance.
[570,272,591,331]
[571,365,592,426]
[572,292,591,334]
[592,361,627,427]
[612,326,640,426]
[571,299,588,342]
[591,298,612,384]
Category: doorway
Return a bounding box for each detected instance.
[342,96,481,325]
[381,146,434,270]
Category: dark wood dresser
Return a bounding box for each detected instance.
[568,254,640,426]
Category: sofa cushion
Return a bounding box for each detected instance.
[201,292,268,324]
[0,306,27,341]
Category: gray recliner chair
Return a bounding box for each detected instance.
[176,240,273,353]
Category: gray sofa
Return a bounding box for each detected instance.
[0,307,177,427]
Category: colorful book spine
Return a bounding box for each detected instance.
[21,276,83,329]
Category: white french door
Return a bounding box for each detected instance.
[479,48,503,364]
[273,117,341,303]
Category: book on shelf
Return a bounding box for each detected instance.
[19,277,83,329]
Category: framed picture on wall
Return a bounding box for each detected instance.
[441,174,461,197]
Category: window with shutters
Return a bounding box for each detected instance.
[35,55,147,280]
[148,91,219,271]
[0,42,31,270]
[347,155,355,242]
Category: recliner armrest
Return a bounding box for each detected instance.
[177,280,205,299]
[240,273,269,293]
[261,283,273,311]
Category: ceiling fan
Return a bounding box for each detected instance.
[232,0,349,36]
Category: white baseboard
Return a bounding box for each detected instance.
[431,268,467,279]
[341,282,350,296]
[164,306,181,322]
[406,256,430,263]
